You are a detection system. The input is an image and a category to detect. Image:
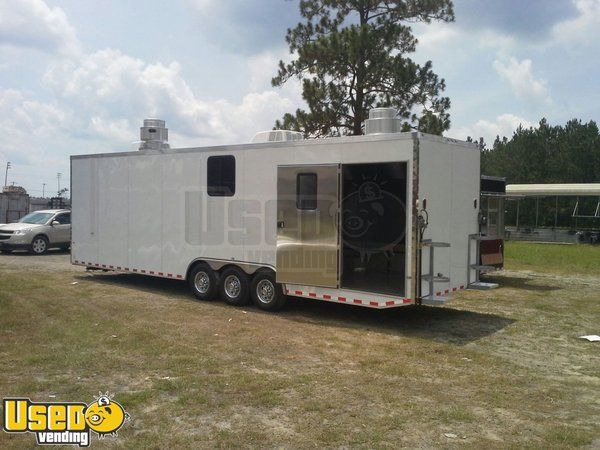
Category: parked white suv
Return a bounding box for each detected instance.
[0,209,71,255]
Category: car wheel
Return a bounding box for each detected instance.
[219,267,250,307]
[188,263,218,301]
[251,271,286,311]
[30,236,49,255]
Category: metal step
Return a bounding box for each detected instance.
[469,281,499,290]
[470,264,497,271]
[421,274,451,283]
[421,295,449,306]
[421,240,451,248]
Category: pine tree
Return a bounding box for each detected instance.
[272,0,455,137]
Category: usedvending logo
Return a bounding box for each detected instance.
[3,392,130,447]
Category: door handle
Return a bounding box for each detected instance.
[277,221,285,229]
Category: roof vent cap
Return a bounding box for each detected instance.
[364,108,403,135]
[139,118,170,152]
[251,130,304,144]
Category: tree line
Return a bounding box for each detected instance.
[477,119,600,230]
[479,118,600,185]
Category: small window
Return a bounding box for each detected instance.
[297,173,318,210]
[55,213,71,225]
[207,155,236,197]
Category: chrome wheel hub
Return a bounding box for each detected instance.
[32,239,46,254]
[256,279,275,304]
[224,275,241,299]
[194,271,210,294]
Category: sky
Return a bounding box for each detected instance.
[1,0,599,196]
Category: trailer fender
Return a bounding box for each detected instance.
[186,258,275,279]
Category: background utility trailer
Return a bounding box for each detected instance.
[71,111,481,311]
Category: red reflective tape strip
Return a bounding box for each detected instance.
[370,301,379,306]
[176,275,183,279]
[149,271,155,275]
[167,273,173,278]
[323,294,332,300]
[158,272,164,276]
[117,267,122,270]
[132,269,138,272]
[436,292,442,296]
[95,264,100,267]
[124,268,129,271]
[452,287,457,292]
[353,299,362,304]
[294,290,303,296]
[141,270,146,274]
[460,285,465,289]
[444,289,449,294]
[386,301,395,306]
[404,299,412,304]
[338,297,346,302]
[309,292,317,298]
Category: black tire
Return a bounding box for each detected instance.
[188,263,218,301]
[250,271,286,311]
[219,266,250,307]
[30,235,49,255]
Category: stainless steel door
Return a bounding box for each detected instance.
[276,165,340,287]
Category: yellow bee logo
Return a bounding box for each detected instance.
[84,394,129,436]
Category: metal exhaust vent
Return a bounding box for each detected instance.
[139,119,170,151]
[363,108,403,135]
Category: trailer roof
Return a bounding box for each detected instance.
[506,184,600,197]
[70,132,478,160]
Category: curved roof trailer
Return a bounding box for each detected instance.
[70,111,481,310]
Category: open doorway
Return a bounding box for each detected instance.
[340,162,408,296]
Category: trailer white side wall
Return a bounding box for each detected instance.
[72,135,415,285]
[418,136,480,297]
[71,132,479,306]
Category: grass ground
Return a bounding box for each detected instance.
[0,245,599,448]
[505,241,600,276]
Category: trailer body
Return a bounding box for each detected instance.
[71,131,480,308]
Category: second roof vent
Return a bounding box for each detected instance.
[364,108,403,135]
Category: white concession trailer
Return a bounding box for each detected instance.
[71,110,482,311]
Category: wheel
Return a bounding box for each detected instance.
[30,236,49,255]
[188,263,218,301]
[250,271,286,311]
[219,267,250,307]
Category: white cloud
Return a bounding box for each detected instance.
[450,113,535,143]
[553,0,600,44]
[416,24,461,52]
[43,47,302,146]
[0,88,76,193]
[0,0,80,55]
[493,57,550,105]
